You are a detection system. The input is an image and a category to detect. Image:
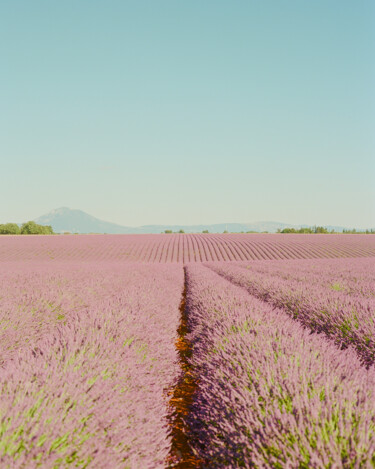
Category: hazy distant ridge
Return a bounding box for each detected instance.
[35,208,134,234]
[33,207,353,234]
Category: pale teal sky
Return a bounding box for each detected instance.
[1,1,374,227]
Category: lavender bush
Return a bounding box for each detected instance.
[0,262,183,468]
[236,257,375,298]
[185,264,375,468]
[209,261,375,366]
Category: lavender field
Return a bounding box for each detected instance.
[1,234,375,468]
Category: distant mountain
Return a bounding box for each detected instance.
[34,207,135,234]
[34,207,349,234]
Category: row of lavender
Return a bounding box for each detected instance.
[0,262,183,468]
[1,233,375,263]
[238,257,375,298]
[208,258,375,367]
[185,264,375,467]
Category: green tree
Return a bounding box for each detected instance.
[41,224,54,234]
[20,221,54,234]
[0,223,21,234]
[314,226,328,234]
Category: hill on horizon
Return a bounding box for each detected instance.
[33,207,350,234]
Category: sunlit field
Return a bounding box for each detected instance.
[0,233,374,262]
[1,234,375,467]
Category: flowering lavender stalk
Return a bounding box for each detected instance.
[185,264,375,468]
[0,262,183,468]
[208,261,375,366]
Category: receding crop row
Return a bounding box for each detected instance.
[0,262,183,468]
[238,257,375,298]
[0,233,374,263]
[209,261,375,367]
[184,264,375,467]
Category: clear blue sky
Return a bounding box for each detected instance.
[1,1,374,227]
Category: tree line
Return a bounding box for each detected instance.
[278,226,375,234]
[278,226,330,234]
[0,221,54,235]
[164,227,375,234]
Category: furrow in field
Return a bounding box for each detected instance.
[263,241,286,259]
[235,240,257,260]
[176,235,181,263]
[279,241,304,259]
[165,235,173,263]
[172,235,179,262]
[147,240,157,263]
[155,236,164,263]
[293,241,322,259]
[187,234,194,262]
[227,239,247,261]
[258,241,280,260]
[191,234,202,262]
[232,239,248,261]
[211,235,231,261]
[248,240,270,260]
[167,267,202,468]
[198,234,215,262]
[195,235,209,262]
[278,240,311,259]
[204,236,221,262]
[223,238,242,261]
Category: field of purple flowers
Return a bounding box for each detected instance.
[209,258,375,367]
[0,262,183,468]
[0,240,374,468]
[234,257,375,298]
[185,264,375,467]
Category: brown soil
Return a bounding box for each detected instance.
[166,274,203,468]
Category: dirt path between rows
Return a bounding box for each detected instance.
[167,267,203,468]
